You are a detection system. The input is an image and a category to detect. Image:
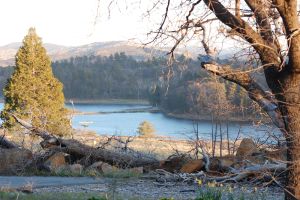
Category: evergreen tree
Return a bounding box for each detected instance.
[1,28,70,136]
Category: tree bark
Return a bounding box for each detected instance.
[277,73,300,200]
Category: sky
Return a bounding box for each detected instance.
[0,0,152,46]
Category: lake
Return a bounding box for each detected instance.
[66,103,280,140]
[0,103,280,140]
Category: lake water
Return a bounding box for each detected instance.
[66,103,280,140]
[0,103,280,140]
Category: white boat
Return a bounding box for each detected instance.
[79,121,94,127]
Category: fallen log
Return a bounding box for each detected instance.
[12,114,159,168]
[206,163,287,183]
[0,135,19,149]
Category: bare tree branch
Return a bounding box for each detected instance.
[203,0,282,70]
[244,0,281,52]
[201,62,285,130]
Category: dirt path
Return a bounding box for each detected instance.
[0,176,284,199]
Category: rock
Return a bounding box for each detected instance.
[87,162,142,175]
[86,161,104,172]
[0,148,32,174]
[68,164,83,174]
[236,138,259,160]
[18,184,33,193]
[44,152,67,172]
[101,162,119,173]
[128,167,143,174]
[159,155,190,172]
[87,161,119,174]
[180,159,204,173]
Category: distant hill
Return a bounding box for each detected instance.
[0,41,202,67]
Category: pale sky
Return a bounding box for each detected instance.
[0,0,152,46]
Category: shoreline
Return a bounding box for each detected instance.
[163,112,255,123]
[65,98,150,105]
[73,107,160,115]
[1,98,257,123]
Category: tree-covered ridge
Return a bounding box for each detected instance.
[0,52,253,119]
[52,52,164,100]
[0,28,70,136]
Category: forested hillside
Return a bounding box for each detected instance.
[0,53,253,118]
[52,53,163,100]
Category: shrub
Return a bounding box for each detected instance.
[137,121,156,138]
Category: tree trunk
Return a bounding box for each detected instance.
[282,105,300,199]
[277,72,300,200]
[284,118,300,200]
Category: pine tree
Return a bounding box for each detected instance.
[1,28,70,136]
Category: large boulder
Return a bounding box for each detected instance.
[236,138,259,160]
[0,148,32,174]
[44,152,67,172]
[180,159,204,173]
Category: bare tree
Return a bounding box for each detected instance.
[99,0,300,198]
[138,0,300,199]
[198,2,300,198]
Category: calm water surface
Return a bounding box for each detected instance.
[0,103,279,140]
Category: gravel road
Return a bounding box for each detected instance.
[0,176,285,200]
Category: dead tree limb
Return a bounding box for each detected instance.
[0,135,18,149]
[11,114,159,168]
[207,163,287,182]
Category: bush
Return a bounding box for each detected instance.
[137,121,156,138]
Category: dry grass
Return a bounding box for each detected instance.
[1,128,242,160]
[73,130,241,159]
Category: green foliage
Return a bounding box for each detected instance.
[195,187,222,200]
[137,121,156,137]
[51,54,165,100]
[148,85,161,107]
[0,51,257,119]
[1,28,71,136]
